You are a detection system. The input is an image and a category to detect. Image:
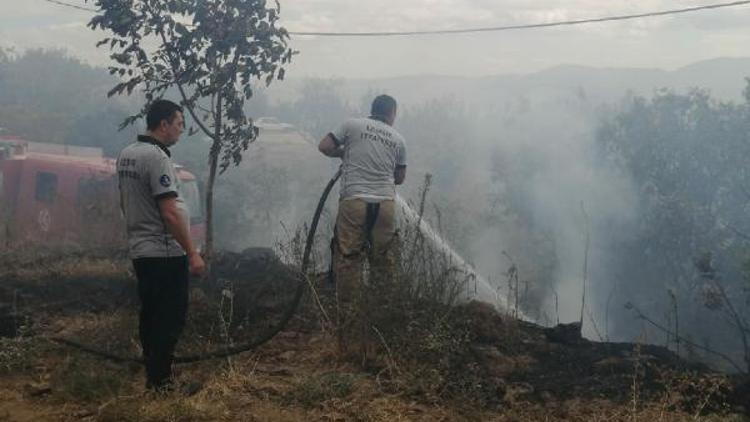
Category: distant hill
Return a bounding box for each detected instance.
[272,57,750,108]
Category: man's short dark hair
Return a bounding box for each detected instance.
[146,100,183,131]
[370,95,397,119]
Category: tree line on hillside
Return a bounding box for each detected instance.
[0,48,137,156]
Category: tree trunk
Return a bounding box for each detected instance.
[204,96,222,269]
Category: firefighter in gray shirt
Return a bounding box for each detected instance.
[117,99,205,390]
[318,94,407,362]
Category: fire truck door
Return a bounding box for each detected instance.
[31,171,59,236]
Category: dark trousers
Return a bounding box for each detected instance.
[133,256,189,389]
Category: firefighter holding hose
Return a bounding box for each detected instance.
[318,94,407,362]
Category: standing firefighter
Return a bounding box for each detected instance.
[318,94,407,360]
[117,99,206,390]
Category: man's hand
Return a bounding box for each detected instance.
[158,196,204,277]
[188,251,206,277]
[318,134,344,158]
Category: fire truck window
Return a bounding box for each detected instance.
[35,172,58,204]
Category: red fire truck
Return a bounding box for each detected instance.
[0,136,205,250]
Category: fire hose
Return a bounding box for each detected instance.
[49,169,342,364]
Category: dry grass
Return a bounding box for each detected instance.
[0,324,742,422]
[8,256,127,283]
[0,239,744,421]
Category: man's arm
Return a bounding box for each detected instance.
[158,196,206,276]
[394,165,407,185]
[318,134,344,158]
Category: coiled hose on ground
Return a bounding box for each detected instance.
[49,169,342,365]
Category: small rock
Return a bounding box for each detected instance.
[24,382,52,397]
[73,409,94,418]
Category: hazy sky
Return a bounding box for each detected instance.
[2,0,750,78]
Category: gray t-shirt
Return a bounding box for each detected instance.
[331,117,407,201]
[117,136,188,259]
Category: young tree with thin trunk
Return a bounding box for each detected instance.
[87,0,294,264]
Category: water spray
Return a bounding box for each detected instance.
[395,195,526,319]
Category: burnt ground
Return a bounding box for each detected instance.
[0,249,300,359]
[458,301,735,409]
[0,251,747,421]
